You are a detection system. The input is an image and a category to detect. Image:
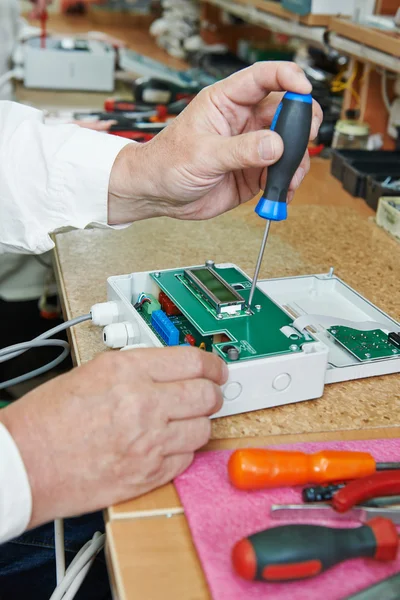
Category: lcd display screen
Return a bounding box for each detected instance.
[184,267,245,310]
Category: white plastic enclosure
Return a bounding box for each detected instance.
[105,264,400,419]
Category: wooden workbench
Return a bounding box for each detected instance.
[40,13,400,600]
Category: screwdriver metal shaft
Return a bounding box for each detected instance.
[248,220,271,309]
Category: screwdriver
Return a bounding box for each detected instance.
[232,517,398,582]
[248,91,313,308]
[228,448,400,490]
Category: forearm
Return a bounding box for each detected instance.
[0,102,132,255]
[1,395,70,532]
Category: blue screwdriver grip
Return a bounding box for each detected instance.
[256,91,313,221]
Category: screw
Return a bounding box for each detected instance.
[227,347,240,361]
[331,329,337,334]
[255,305,261,311]
[154,271,160,278]
[205,260,215,268]
[290,344,298,351]
[365,353,371,358]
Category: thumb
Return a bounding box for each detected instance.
[213,130,283,174]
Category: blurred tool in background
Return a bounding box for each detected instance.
[40,7,47,48]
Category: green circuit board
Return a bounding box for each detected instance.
[327,326,399,362]
[148,265,313,362]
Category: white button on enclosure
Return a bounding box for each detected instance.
[272,373,291,391]
[223,382,242,401]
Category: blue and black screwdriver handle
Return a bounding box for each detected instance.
[248,92,313,308]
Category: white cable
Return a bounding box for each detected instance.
[381,70,392,113]
[49,532,105,600]
[293,314,395,333]
[61,535,104,600]
[55,520,66,585]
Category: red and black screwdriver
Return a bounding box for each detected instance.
[232,517,398,582]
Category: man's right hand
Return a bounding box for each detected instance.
[1,347,227,529]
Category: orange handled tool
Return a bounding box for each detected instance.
[228,449,400,490]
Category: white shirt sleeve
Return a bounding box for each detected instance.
[0,101,131,255]
[0,422,32,543]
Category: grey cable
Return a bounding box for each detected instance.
[0,314,91,363]
[0,340,70,390]
[0,313,91,389]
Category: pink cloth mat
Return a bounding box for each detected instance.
[174,438,400,600]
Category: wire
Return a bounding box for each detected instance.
[134,292,151,310]
[0,314,91,389]
[331,63,361,109]
[381,69,392,113]
[61,536,103,600]
[49,532,105,600]
[293,314,395,333]
[55,520,66,585]
[0,314,91,364]
[0,340,70,389]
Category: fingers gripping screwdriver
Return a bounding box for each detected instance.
[232,517,398,582]
[248,92,313,308]
[228,448,400,490]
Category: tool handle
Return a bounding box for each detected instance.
[228,449,376,490]
[104,100,146,113]
[333,471,400,513]
[302,483,346,503]
[255,91,313,222]
[232,518,398,582]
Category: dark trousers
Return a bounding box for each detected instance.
[0,513,111,600]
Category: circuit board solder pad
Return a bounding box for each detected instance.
[144,265,314,362]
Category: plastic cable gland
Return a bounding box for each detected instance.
[91,301,119,326]
[103,321,140,349]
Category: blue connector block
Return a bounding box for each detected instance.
[151,310,179,346]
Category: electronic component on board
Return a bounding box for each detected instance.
[151,310,179,346]
[184,267,245,316]
[388,332,400,349]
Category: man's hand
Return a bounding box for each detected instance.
[1,347,227,528]
[108,62,322,224]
